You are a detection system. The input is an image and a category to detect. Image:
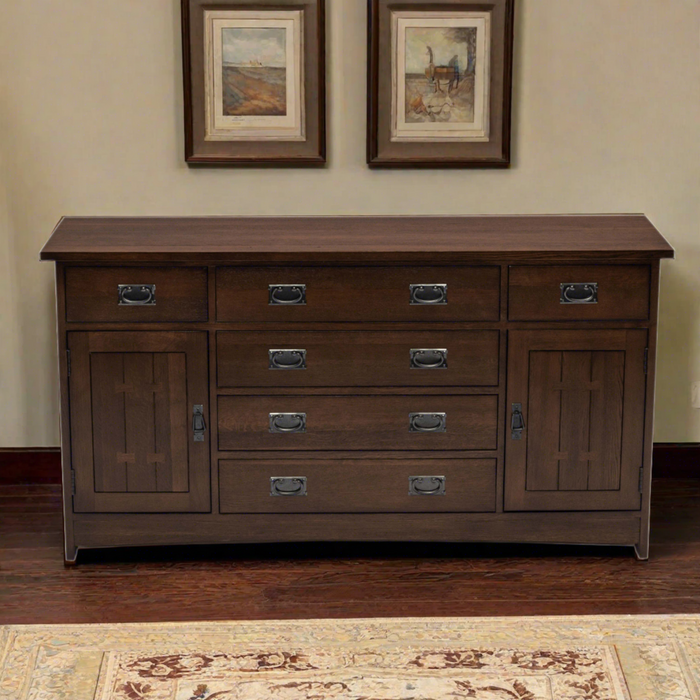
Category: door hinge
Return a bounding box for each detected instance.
[66,349,71,377]
[639,466,644,493]
[643,348,649,375]
[70,470,76,495]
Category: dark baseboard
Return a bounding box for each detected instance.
[652,443,700,479]
[1,444,699,485]
[0,448,62,485]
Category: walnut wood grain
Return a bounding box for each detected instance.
[216,266,500,323]
[40,216,674,263]
[39,216,673,561]
[65,266,208,322]
[216,330,499,388]
[508,265,651,321]
[219,459,496,513]
[68,332,211,514]
[505,330,647,511]
[217,394,498,452]
[2,479,699,623]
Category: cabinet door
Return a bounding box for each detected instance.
[505,330,647,511]
[68,332,210,513]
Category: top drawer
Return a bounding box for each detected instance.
[216,266,500,323]
[65,267,208,323]
[508,265,650,321]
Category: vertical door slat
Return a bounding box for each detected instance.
[123,353,158,492]
[558,352,592,491]
[588,351,625,490]
[526,351,562,491]
[90,353,128,492]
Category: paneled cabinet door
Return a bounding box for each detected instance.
[68,332,210,513]
[505,330,647,511]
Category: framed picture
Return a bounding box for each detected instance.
[182,0,326,165]
[367,0,515,168]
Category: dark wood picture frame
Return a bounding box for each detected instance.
[182,0,326,166]
[367,0,515,168]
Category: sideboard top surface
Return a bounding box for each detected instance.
[40,215,674,263]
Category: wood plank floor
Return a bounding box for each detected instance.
[1,479,699,624]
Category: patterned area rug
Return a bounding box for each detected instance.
[1,616,699,699]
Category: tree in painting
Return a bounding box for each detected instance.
[405,26,477,124]
[221,27,287,116]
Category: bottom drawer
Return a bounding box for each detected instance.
[219,459,496,513]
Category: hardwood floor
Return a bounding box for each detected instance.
[1,478,699,624]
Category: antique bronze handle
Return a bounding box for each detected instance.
[409,412,447,433]
[410,348,448,369]
[410,283,447,305]
[269,413,307,433]
[409,476,446,496]
[118,284,156,306]
[269,349,307,370]
[269,284,306,305]
[270,477,307,496]
[560,282,598,304]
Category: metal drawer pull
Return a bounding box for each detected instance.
[270,476,307,497]
[269,412,307,433]
[269,284,306,305]
[118,284,156,306]
[410,283,447,305]
[511,403,525,440]
[409,476,446,496]
[560,282,598,304]
[192,405,206,442]
[269,349,307,370]
[409,412,447,433]
[410,348,447,369]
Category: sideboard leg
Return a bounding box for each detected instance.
[634,540,649,561]
[64,544,79,567]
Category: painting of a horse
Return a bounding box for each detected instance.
[425,47,460,93]
[404,25,477,125]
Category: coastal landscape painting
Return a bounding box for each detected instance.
[203,9,304,141]
[221,27,287,117]
[182,0,326,164]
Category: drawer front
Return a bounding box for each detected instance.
[218,395,498,451]
[508,265,650,321]
[217,330,499,388]
[219,459,496,513]
[65,267,208,323]
[216,266,500,322]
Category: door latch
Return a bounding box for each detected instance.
[511,403,525,440]
[193,405,206,442]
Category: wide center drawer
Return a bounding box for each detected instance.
[217,330,499,387]
[219,459,496,513]
[218,395,498,451]
[65,266,208,323]
[216,266,500,322]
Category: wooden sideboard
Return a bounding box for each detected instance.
[41,216,674,563]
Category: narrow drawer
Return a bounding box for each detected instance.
[216,266,500,322]
[217,330,499,388]
[65,267,208,323]
[218,395,498,451]
[508,265,650,321]
[219,459,496,513]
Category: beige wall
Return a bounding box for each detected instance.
[0,0,698,446]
